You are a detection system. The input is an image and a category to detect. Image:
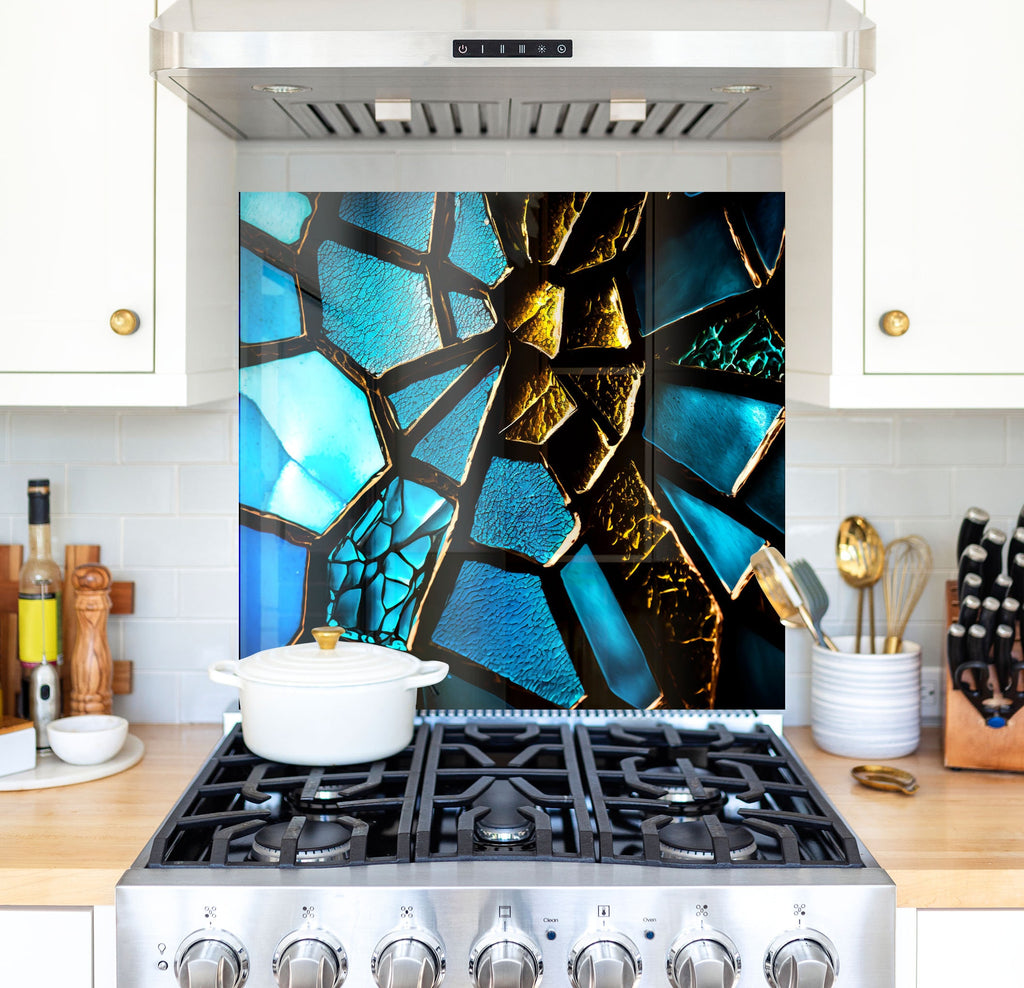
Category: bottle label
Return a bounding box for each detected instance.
[18,595,62,667]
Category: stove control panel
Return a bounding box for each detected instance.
[469,933,543,988]
[567,932,642,988]
[764,930,839,988]
[667,931,740,988]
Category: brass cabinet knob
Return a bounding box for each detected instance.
[880,310,910,337]
[109,308,140,336]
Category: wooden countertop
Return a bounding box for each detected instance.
[785,725,1024,909]
[0,724,221,907]
[0,724,1019,909]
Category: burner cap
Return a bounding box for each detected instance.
[656,785,727,818]
[251,820,352,864]
[472,780,536,845]
[658,821,757,862]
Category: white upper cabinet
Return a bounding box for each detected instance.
[0,0,236,406]
[784,0,1024,408]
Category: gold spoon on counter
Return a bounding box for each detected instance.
[836,516,886,653]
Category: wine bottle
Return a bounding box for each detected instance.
[18,479,62,721]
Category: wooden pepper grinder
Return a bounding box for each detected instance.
[69,564,113,715]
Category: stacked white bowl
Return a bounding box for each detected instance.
[810,635,921,759]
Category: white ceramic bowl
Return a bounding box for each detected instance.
[47,715,128,765]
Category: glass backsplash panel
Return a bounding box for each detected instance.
[238,191,785,711]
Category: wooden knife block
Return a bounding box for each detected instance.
[943,579,1024,772]
[0,545,134,718]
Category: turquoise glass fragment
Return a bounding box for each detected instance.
[412,368,500,483]
[240,192,312,245]
[389,363,468,430]
[448,192,509,287]
[432,561,583,706]
[240,248,302,345]
[470,456,576,564]
[656,474,764,593]
[318,240,442,377]
[628,196,754,336]
[449,290,496,340]
[742,446,785,532]
[657,313,784,382]
[338,192,435,251]
[560,545,660,708]
[644,382,781,495]
[326,478,454,646]
[239,525,307,657]
[740,193,785,274]
[240,351,386,533]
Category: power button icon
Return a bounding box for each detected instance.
[457,44,468,54]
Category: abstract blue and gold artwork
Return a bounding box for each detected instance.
[239,191,785,710]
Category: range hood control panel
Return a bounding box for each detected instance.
[452,40,573,57]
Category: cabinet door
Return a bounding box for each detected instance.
[0,0,154,373]
[863,0,1024,375]
[917,910,1021,984]
[0,907,93,988]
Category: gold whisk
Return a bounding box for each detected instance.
[882,535,933,654]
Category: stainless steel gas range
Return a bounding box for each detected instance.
[116,713,894,988]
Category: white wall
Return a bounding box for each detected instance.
[4,142,1014,723]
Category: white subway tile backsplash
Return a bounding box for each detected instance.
[9,412,116,462]
[123,517,236,567]
[121,413,229,463]
[119,569,179,619]
[899,413,1006,466]
[179,569,239,619]
[288,153,400,191]
[0,464,66,514]
[124,619,237,672]
[1006,416,1024,464]
[181,465,238,515]
[786,415,892,466]
[950,467,1024,526]
[784,521,842,571]
[113,670,181,724]
[180,672,239,724]
[67,465,177,515]
[786,468,840,517]
[842,467,951,518]
[616,153,728,191]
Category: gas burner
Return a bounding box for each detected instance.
[656,785,727,818]
[657,821,757,863]
[250,820,352,864]
[472,780,536,845]
[286,785,354,819]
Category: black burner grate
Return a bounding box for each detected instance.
[143,720,862,869]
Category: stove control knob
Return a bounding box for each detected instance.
[668,932,740,988]
[470,936,543,988]
[175,930,249,988]
[568,934,641,988]
[372,931,446,988]
[273,931,347,988]
[765,931,838,988]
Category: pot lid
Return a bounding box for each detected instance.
[238,627,425,687]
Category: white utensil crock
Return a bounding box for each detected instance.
[209,628,448,765]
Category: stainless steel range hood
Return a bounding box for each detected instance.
[151,0,874,142]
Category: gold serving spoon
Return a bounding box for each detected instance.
[836,516,886,653]
[751,545,838,650]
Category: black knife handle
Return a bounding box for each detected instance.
[958,594,982,628]
[979,596,1002,650]
[999,596,1020,630]
[1011,553,1024,604]
[990,573,1014,603]
[1007,660,1024,700]
[960,572,984,604]
[955,660,993,699]
[957,506,990,561]
[947,622,967,685]
[1009,527,1024,568]
[980,528,1008,589]
[966,621,991,664]
[995,624,1016,695]
[958,545,988,600]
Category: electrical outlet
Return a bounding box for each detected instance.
[920,667,942,720]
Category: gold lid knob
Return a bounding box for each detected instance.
[880,310,910,337]
[109,309,140,336]
[311,626,343,650]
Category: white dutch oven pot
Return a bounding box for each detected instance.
[209,627,448,765]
